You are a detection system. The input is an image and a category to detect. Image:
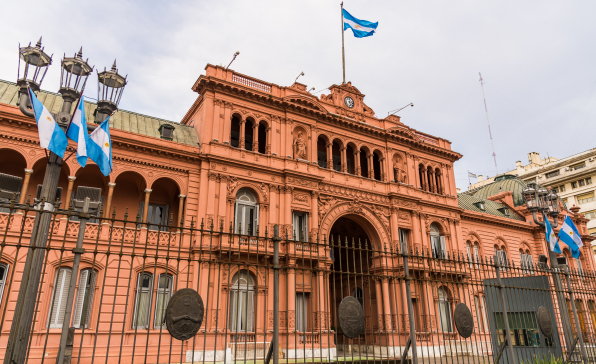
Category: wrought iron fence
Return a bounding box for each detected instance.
[0,197,594,364]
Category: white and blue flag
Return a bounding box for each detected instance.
[343,8,378,38]
[87,116,112,176]
[544,214,561,254]
[66,96,88,167]
[28,88,68,158]
[559,215,583,258]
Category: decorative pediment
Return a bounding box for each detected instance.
[282,94,329,114]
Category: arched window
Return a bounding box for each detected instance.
[317,137,327,168]
[235,189,258,236]
[496,245,508,270]
[154,274,173,328]
[435,168,443,194]
[353,287,364,307]
[360,149,369,178]
[230,116,241,148]
[332,141,341,172]
[430,223,446,258]
[418,164,427,191]
[48,267,72,329]
[474,243,480,268]
[427,167,435,193]
[346,145,355,175]
[228,271,255,332]
[257,123,267,154]
[373,152,381,181]
[466,242,472,267]
[438,286,453,332]
[73,269,97,329]
[133,273,153,329]
[245,120,255,151]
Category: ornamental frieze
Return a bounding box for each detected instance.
[318,183,390,204]
[286,177,318,188]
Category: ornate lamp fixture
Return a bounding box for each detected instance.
[95,60,127,123]
[56,48,93,123]
[16,38,52,116]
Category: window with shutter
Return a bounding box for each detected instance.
[292,212,308,242]
[398,229,408,253]
[228,271,255,332]
[72,269,96,328]
[48,268,72,329]
[474,295,483,331]
[474,245,480,268]
[466,243,472,267]
[133,273,153,329]
[234,189,258,236]
[296,292,308,333]
[154,274,173,328]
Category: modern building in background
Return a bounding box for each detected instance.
[0,65,594,362]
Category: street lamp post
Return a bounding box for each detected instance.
[4,38,122,364]
[521,183,584,360]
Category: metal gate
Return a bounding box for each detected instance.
[0,198,595,364]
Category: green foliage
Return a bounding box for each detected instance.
[520,354,563,364]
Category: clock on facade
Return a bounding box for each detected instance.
[344,96,355,109]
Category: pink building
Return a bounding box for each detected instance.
[0,65,594,363]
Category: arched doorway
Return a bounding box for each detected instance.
[327,216,379,347]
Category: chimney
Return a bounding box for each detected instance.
[528,152,541,165]
[478,175,484,182]
[516,161,522,167]
[456,188,461,193]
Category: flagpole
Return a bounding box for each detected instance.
[468,170,470,186]
[341,2,345,84]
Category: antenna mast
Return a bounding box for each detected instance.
[479,72,498,175]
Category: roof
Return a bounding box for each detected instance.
[458,193,525,221]
[465,175,530,207]
[0,79,198,147]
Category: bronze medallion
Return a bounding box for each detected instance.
[537,306,554,338]
[165,288,204,341]
[454,303,474,338]
[338,296,365,339]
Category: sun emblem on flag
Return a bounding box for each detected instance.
[46,116,52,122]
[569,231,573,236]
[104,142,109,148]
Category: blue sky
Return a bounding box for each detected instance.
[1,0,595,189]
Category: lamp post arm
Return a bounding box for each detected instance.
[531,210,544,227]
[18,92,34,118]
[551,213,559,228]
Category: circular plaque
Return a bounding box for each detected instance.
[454,303,474,338]
[537,306,554,338]
[165,288,204,341]
[338,296,365,338]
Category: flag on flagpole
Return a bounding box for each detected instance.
[28,88,68,158]
[87,116,112,176]
[558,215,583,258]
[544,213,561,254]
[468,172,477,178]
[342,8,378,38]
[66,96,89,167]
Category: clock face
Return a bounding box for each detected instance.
[344,96,355,109]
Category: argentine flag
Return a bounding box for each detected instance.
[87,117,112,176]
[28,88,68,158]
[66,96,88,167]
[559,215,583,258]
[343,9,378,38]
[544,214,561,254]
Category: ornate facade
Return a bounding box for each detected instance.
[0,65,594,362]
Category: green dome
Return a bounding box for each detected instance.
[468,176,531,207]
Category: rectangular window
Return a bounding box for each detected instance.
[466,243,472,268]
[474,296,483,332]
[154,274,173,328]
[520,253,533,274]
[133,273,153,329]
[398,229,408,253]
[560,185,566,192]
[579,179,586,187]
[576,259,583,275]
[562,198,569,206]
[587,177,592,185]
[235,203,258,236]
[296,292,308,333]
[48,268,73,329]
[495,312,541,347]
[474,245,480,268]
[481,296,489,332]
[138,202,170,231]
[546,170,560,178]
[292,212,308,242]
[577,192,595,205]
[73,270,96,329]
[570,162,586,171]
[431,236,446,258]
[583,210,596,220]
[572,182,578,189]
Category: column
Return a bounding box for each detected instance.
[368,154,374,178]
[317,269,327,329]
[178,194,186,227]
[221,101,232,143]
[218,176,228,229]
[390,206,399,249]
[64,176,76,210]
[265,127,271,155]
[310,191,318,241]
[288,263,296,331]
[239,119,246,150]
[142,189,152,223]
[376,279,385,331]
[206,173,217,229]
[354,150,360,176]
[380,157,386,181]
[252,123,259,152]
[411,211,422,252]
[103,182,116,218]
[382,278,393,331]
[340,147,347,173]
[212,99,222,142]
[269,185,278,226]
[19,169,33,204]
[285,187,292,238]
[326,142,332,169]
